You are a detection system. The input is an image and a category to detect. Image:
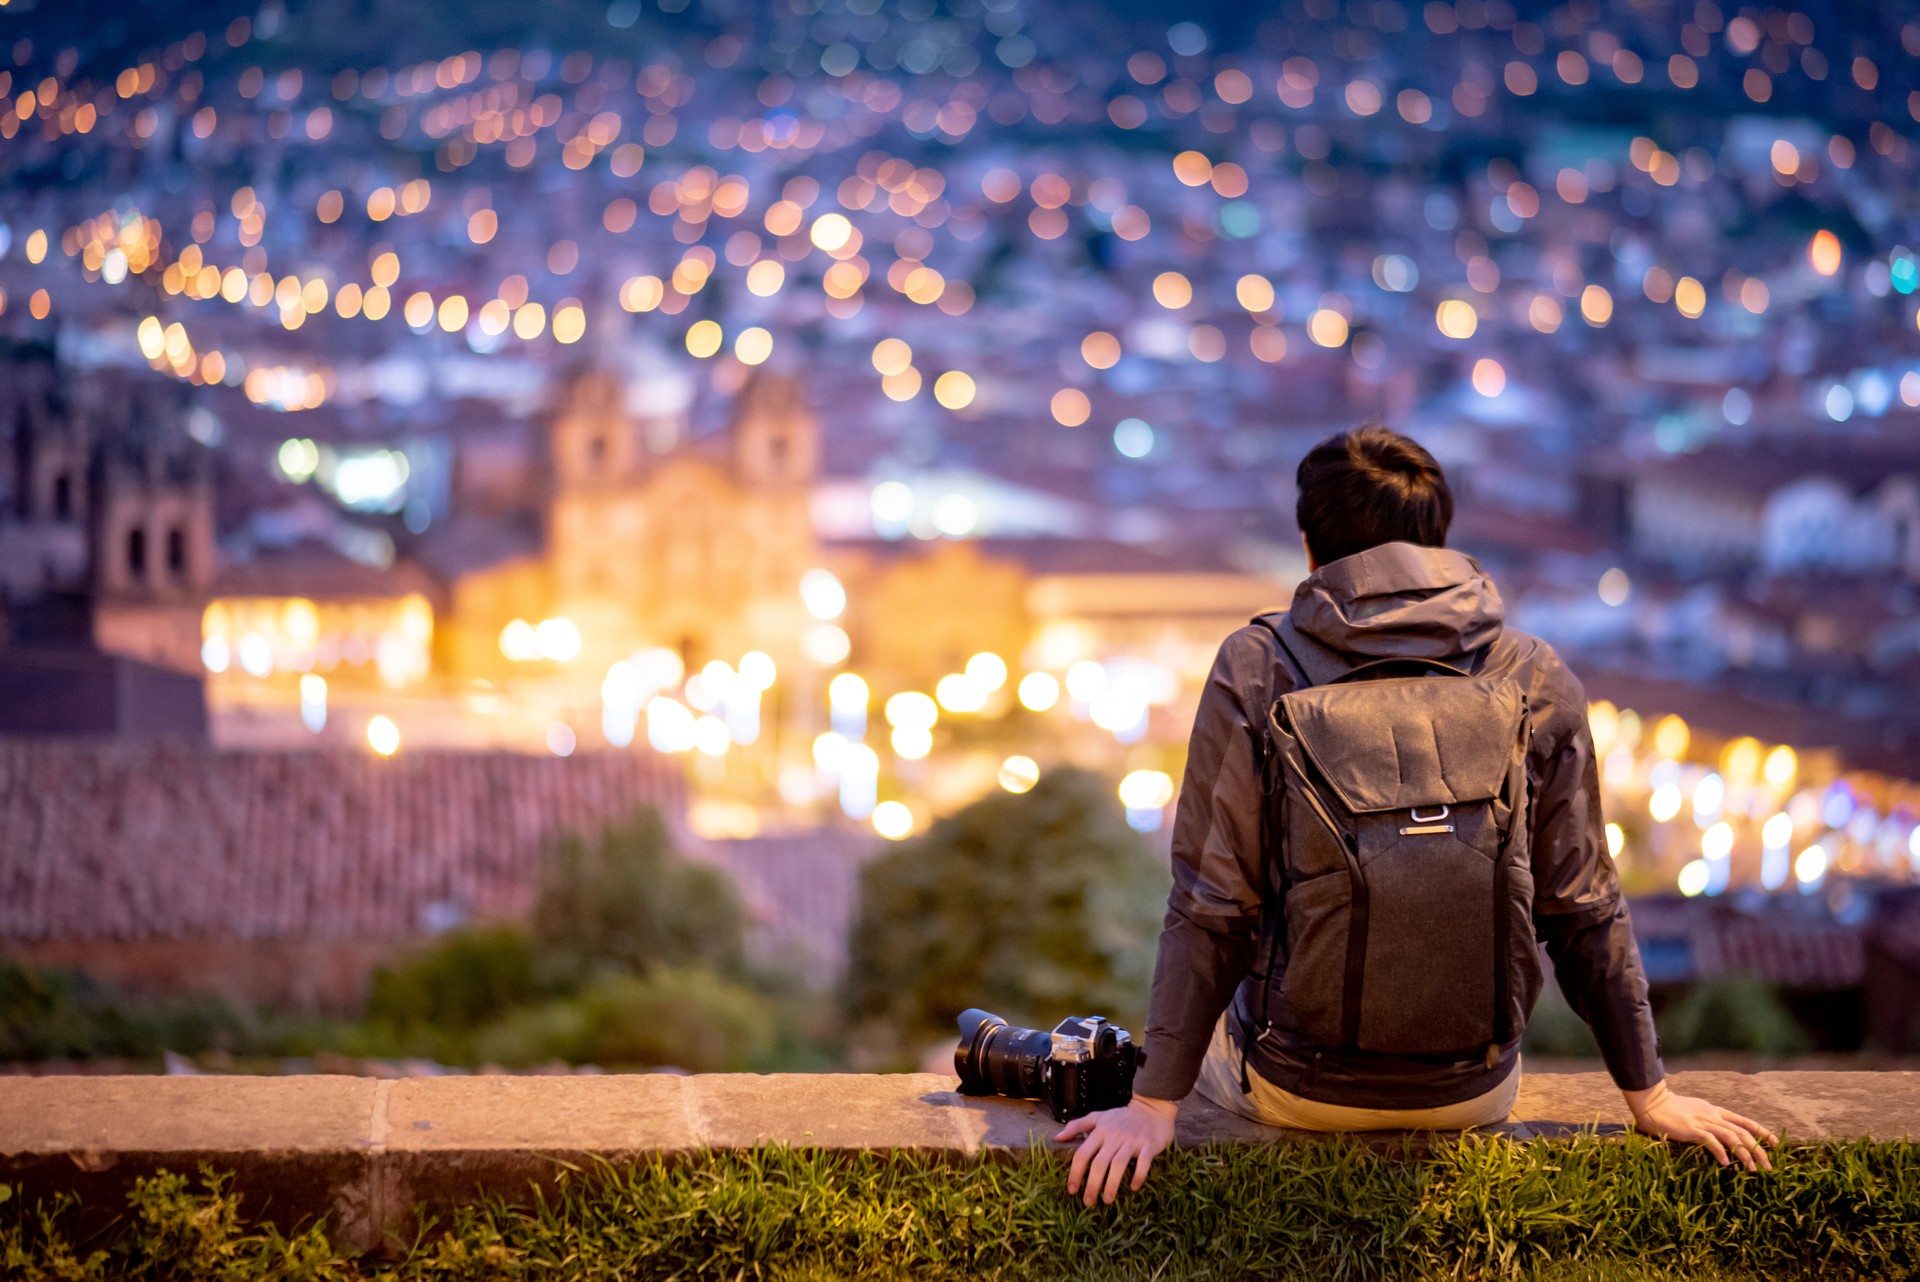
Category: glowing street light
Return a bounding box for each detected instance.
[999,755,1040,793]
[1018,672,1060,711]
[872,800,914,840]
[367,715,400,757]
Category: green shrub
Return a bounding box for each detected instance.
[1657,976,1810,1058]
[0,963,265,1064]
[465,997,594,1067]
[364,927,540,1036]
[844,768,1164,1052]
[467,968,774,1071]
[532,808,747,985]
[577,967,774,1069]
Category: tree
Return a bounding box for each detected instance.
[844,768,1165,1048]
[531,807,746,984]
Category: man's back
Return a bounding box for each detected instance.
[1135,540,1662,1109]
[1061,429,1774,1208]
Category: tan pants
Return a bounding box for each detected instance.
[1192,1014,1519,1131]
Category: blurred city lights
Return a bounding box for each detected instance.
[1796,843,1830,888]
[533,617,582,662]
[812,731,848,774]
[1113,418,1154,458]
[886,691,938,731]
[1018,671,1060,712]
[693,715,731,756]
[1597,568,1631,607]
[872,800,914,840]
[366,715,400,757]
[998,755,1040,794]
[935,673,987,714]
[800,568,847,620]
[299,673,327,734]
[839,744,880,820]
[1677,859,1709,897]
[648,697,696,753]
[890,724,933,759]
[965,652,1008,692]
[803,623,851,665]
[8,0,1919,925]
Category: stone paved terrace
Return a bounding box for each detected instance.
[2,1070,1913,1254]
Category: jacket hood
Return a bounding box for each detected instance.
[1284,542,1504,661]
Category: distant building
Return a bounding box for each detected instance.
[0,340,215,672]
[0,342,210,738]
[1629,443,1920,580]
[438,364,819,687]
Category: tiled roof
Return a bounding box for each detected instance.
[689,829,875,987]
[0,742,683,941]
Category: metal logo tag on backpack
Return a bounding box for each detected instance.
[1400,804,1454,836]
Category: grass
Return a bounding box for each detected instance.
[5,1134,1919,1280]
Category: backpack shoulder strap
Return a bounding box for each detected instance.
[1252,613,1345,690]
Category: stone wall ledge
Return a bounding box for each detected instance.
[1,1070,1912,1254]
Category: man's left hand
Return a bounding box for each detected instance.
[1055,1095,1178,1206]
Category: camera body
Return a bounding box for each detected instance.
[952,1008,1143,1123]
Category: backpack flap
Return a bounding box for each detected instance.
[1276,675,1526,813]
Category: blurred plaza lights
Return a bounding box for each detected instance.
[839,743,880,820]
[804,622,851,664]
[612,648,773,752]
[800,568,846,620]
[1796,843,1830,889]
[872,800,914,840]
[299,673,327,734]
[366,714,400,757]
[499,616,583,663]
[999,755,1040,794]
[1018,671,1060,711]
[828,672,869,737]
[1119,769,1175,832]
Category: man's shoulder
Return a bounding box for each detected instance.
[1213,617,1288,688]
[1483,628,1589,744]
[1223,616,1286,659]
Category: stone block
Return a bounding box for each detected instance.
[690,1072,976,1151]
[1754,1070,1920,1142]
[0,1075,379,1251]
[376,1074,701,1244]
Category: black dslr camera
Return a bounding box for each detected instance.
[952,1008,1144,1123]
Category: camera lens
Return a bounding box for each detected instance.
[954,1008,1004,1091]
[954,1008,1052,1099]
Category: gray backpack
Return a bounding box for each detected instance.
[1254,621,1534,1065]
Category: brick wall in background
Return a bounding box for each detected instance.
[0,741,685,941]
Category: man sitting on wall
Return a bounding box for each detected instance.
[1058,426,1777,1205]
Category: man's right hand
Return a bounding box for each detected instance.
[1625,1080,1777,1171]
[1055,1094,1178,1206]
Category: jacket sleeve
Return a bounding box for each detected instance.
[1526,650,1665,1092]
[1133,629,1272,1101]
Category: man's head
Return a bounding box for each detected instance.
[1294,426,1453,568]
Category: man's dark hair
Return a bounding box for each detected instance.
[1294,426,1453,566]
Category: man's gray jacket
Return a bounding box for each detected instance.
[1133,541,1664,1108]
